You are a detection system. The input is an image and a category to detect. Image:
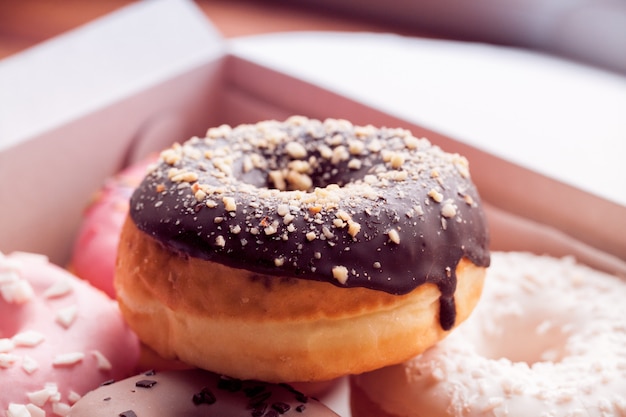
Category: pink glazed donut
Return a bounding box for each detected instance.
[70,156,156,298]
[350,251,626,417]
[0,251,140,417]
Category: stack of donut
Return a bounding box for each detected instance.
[6,116,624,417]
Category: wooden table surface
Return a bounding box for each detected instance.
[0,0,432,60]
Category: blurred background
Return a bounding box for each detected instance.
[1,0,625,75]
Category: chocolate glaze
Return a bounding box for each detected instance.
[129,117,490,330]
[68,369,338,417]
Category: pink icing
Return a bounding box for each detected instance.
[70,156,156,298]
[0,251,140,417]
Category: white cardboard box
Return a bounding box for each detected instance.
[0,0,225,263]
[0,1,625,413]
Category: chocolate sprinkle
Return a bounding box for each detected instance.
[296,404,307,413]
[192,387,217,405]
[251,403,268,417]
[272,402,291,414]
[119,411,137,417]
[248,391,272,408]
[135,379,157,388]
[243,385,267,398]
[217,376,243,392]
[129,117,490,330]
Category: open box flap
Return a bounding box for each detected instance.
[0,0,226,263]
[228,32,626,207]
[226,32,626,273]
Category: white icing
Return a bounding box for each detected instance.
[26,404,45,417]
[91,350,112,371]
[0,338,15,353]
[66,391,81,405]
[21,356,39,374]
[12,331,45,348]
[354,252,626,417]
[1,279,34,304]
[51,401,70,417]
[6,403,30,417]
[55,305,78,329]
[43,278,73,299]
[52,352,85,367]
[0,353,19,368]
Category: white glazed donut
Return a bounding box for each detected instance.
[350,251,626,417]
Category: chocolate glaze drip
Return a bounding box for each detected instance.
[129,117,490,330]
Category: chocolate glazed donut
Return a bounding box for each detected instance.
[115,116,490,382]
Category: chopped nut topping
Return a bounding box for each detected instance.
[441,202,457,218]
[347,220,361,238]
[387,229,401,244]
[264,223,278,235]
[160,147,182,165]
[276,204,290,217]
[194,189,207,202]
[428,188,444,203]
[223,197,237,212]
[285,142,307,159]
[332,266,349,284]
[390,153,405,169]
[347,159,362,170]
[171,170,198,183]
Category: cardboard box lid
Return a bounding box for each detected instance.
[228,32,626,270]
[229,32,626,207]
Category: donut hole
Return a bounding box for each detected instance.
[467,294,577,365]
[264,163,360,193]
[236,146,371,193]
